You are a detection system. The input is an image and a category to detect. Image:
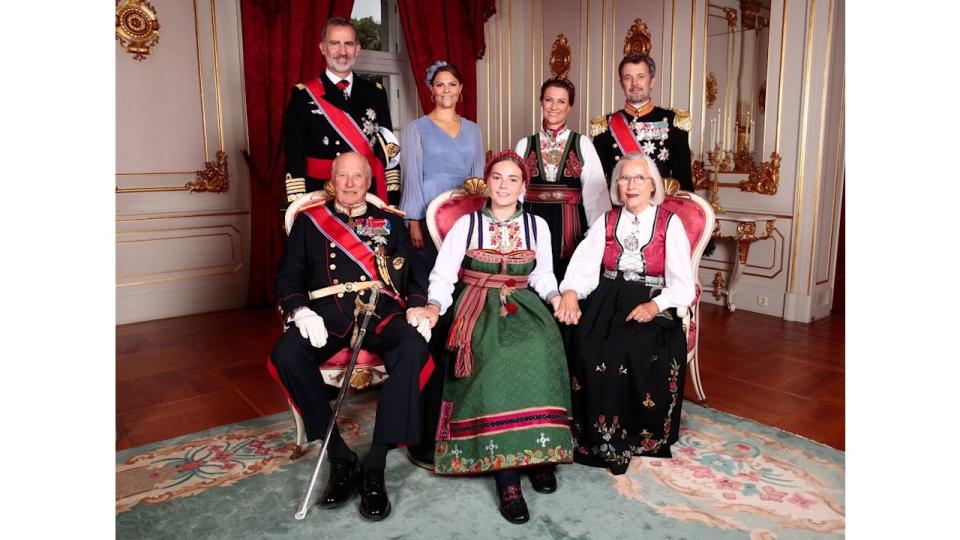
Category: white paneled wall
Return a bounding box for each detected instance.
[116,0,250,324]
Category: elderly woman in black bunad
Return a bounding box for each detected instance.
[554,152,695,475]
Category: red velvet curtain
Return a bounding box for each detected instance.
[240,0,354,305]
[397,0,496,121]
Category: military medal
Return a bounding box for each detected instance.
[323,136,329,145]
[355,217,391,238]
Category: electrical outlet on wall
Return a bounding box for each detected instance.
[757,296,769,306]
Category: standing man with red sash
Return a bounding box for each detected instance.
[270,152,431,521]
[591,54,694,193]
[283,17,402,206]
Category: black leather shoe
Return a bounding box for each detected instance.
[528,467,557,494]
[318,454,358,508]
[405,444,435,470]
[359,468,391,521]
[498,485,530,524]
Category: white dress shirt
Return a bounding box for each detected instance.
[559,204,695,312]
[325,69,355,98]
[428,211,560,315]
[514,129,612,224]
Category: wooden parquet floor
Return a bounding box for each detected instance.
[116,304,844,452]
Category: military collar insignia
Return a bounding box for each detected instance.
[333,200,367,217]
[624,99,655,118]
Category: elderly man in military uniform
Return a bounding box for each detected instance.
[270,152,431,521]
[283,17,402,206]
[591,54,693,193]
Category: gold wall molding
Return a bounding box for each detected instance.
[116,0,161,61]
[705,72,717,108]
[740,151,781,194]
[187,150,230,193]
[692,159,710,190]
[550,33,572,79]
[723,8,737,30]
[758,80,766,114]
[623,18,652,56]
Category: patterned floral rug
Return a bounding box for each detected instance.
[116,396,843,539]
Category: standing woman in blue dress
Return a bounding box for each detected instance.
[400,61,485,465]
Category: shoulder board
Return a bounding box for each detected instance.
[671,109,691,132]
[590,115,609,137]
[375,81,384,90]
[297,198,329,216]
[295,83,305,90]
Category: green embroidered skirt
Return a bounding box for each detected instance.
[434,251,574,474]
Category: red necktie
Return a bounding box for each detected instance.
[336,79,350,96]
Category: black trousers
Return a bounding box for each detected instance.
[270,315,429,445]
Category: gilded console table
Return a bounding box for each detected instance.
[711,213,776,312]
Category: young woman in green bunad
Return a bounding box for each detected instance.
[405,151,574,524]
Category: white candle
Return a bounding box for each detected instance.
[750,119,756,152]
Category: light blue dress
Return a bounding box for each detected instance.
[399,116,485,220]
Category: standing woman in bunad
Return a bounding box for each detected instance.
[398,60,485,465]
[554,152,694,475]
[514,77,610,280]
[405,151,574,524]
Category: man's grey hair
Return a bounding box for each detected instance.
[331,151,372,182]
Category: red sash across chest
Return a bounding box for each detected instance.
[302,79,387,198]
[301,204,401,304]
[608,112,643,155]
[601,206,672,277]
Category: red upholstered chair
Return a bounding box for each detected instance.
[425,177,489,249]
[279,190,393,456]
[660,185,716,403]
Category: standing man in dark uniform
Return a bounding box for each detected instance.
[591,54,694,193]
[283,17,402,206]
[270,152,431,521]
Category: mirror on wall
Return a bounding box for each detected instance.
[703,0,771,173]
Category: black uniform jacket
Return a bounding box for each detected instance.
[276,202,428,339]
[592,106,693,192]
[283,73,395,200]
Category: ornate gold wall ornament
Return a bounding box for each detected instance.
[723,8,738,30]
[706,73,718,109]
[692,160,710,190]
[549,34,573,79]
[712,272,727,300]
[733,148,755,172]
[187,151,230,193]
[739,152,781,195]
[740,0,761,30]
[757,16,770,31]
[116,0,161,62]
[622,19,653,57]
[758,81,766,114]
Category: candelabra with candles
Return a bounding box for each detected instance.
[706,144,732,215]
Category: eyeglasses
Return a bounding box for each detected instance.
[616,175,650,185]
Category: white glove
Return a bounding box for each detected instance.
[416,318,432,342]
[293,308,328,348]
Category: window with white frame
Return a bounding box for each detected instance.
[350,0,419,133]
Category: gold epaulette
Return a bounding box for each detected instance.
[380,204,406,217]
[671,109,691,132]
[590,115,609,137]
[298,198,329,213]
[295,83,305,90]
